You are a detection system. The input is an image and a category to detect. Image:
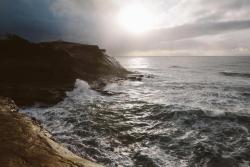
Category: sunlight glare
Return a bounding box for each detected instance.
[118,5,155,34]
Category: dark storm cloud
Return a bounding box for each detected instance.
[0,0,118,44]
[0,0,66,41]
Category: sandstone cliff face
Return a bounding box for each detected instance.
[0,35,128,106]
[0,97,103,167]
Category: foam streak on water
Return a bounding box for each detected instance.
[21,56,250,167]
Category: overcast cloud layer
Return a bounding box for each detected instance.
[0,0,250,56]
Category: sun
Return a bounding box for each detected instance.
[118,5,155,34]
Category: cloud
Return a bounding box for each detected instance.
[49,0,250,55]
[149,19,250,42]
[108,19,250,54]
[0,0,66,41]
[0,0,250,56]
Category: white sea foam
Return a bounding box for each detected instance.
[21,56,250,167]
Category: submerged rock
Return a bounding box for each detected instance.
[0,35,129,106]
[126,74,144,81]
[0,96,103,167]
[207,157,239,167]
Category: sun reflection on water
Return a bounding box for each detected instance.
[127,57,150,69]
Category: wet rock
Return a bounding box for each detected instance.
[126,74,144,81]
[192,143,240,167]
[207,157,239,167]
[126,73,155,81]
[0,96,103,167]
[133,151,158,167]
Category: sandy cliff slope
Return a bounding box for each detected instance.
[0,97,103,167]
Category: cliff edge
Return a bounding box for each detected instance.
[0,35,129,106]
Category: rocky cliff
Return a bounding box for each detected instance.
[0,35,128,106]
[0,35,129,166]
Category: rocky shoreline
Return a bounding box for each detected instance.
[0,35,134,166]
[0,97,103,167]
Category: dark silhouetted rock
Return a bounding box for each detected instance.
[0,35,129,106]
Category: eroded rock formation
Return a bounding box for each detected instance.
[0,35,128,106]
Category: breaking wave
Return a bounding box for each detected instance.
[21,83,250,167]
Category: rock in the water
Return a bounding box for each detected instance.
[0,35,129,106]
[207,157,239,167]
[127,74,143,81]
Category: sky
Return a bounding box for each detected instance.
[0,0,250,56]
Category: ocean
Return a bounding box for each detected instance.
[21,56,250,167]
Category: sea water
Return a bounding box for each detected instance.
[22,56,250,167]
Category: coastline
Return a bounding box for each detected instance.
[0,96,103,167]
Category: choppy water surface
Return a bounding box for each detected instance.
[22,56,250,167]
